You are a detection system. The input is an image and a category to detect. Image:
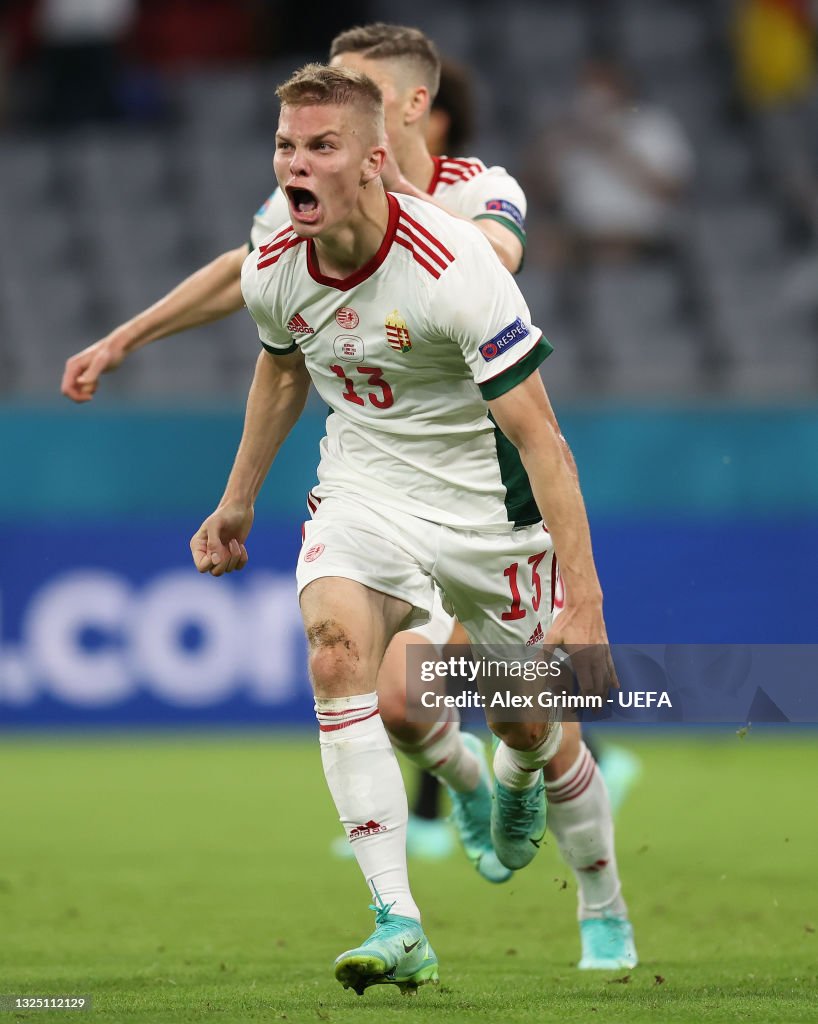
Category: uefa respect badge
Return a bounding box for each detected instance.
[479,318,529,361]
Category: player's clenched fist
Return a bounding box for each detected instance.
[190,503,253,576]
[543,604,619,702]
[61,334,129,403]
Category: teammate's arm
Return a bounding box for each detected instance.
[61,243,250,403]
[190,347,310,577]
[387,170,522,272]
[467,216,523,273]
[488,370,616,695]
[382,149,523,272]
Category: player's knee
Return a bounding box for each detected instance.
[385,720,428,747]
[307,620,362,696]
[377,684,406,734]
[490,720,551,750]
[544,722,581,779]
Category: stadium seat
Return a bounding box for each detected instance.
[618,0,710,69]
[60,131,172,210]
[0,138,58,205]
[169,71,267,139]
[0,4,812,402]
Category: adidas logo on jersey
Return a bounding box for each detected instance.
[286,313,314,335]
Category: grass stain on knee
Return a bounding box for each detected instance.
[307,620,359,660]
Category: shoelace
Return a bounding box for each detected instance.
[368,890,400,930]
[497,781,544,839]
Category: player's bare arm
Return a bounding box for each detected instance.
[191,347,310,577]
[468,216,523,273]
[397,176,523,271]
[61,242,250,403]
[488,370,616,696]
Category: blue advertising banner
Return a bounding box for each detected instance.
[0,521,310,727]
[1,518,816,728]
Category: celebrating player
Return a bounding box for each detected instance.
[190,62,621,995]
[61,25,637,973]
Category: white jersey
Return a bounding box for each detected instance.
[242,193,551,532]
[250,155,527,250]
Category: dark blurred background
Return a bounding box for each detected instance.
[0,0,816,726]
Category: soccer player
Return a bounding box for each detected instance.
[61,25,637,972]
[191,61,621,995]
[238,28,638,972]
[334,52,494,864]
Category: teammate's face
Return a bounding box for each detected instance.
[274,103,379,236]
[331,53,408,144]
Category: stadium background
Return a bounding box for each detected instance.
[0,0,815,725]
[1,4,817,1021]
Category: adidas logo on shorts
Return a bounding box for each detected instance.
[526,623,544,647]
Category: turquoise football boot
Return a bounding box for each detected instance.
[334,896,439,996]
[406,815,456,860]
[491,774,547,870]
[578,916,638,970]
[447,733,512,883]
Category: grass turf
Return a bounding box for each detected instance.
[0,732,816,1023]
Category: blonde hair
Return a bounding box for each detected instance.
[276,63,384,140]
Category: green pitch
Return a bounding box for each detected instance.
[1,732,816,1023]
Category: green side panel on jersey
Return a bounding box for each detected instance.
[261,339,298,355]
[473,213,527,248]
[478,336,552,401]
[488,412,541,527]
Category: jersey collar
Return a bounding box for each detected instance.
[306,192,401,292]
[427,155,445,196]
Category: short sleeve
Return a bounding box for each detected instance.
[240,247,297,355]
[250,187,291,249]
[457,167,528,247]
[431,227,551,401]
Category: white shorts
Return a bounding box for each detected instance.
[297,492,556,650]
[407,589,456,649]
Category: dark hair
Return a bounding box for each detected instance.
[330,23,441,98]
[432,59,476,154]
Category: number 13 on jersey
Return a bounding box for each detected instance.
[329,365,394,409]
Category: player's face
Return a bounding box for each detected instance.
[331,53,407,144]
[274,103,375,236]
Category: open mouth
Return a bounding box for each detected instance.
[287,186,320,221]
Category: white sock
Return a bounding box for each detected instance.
[316,692,420,921]
[493,723,563,790]
[544,742,627,920]
[389,714,480,794]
